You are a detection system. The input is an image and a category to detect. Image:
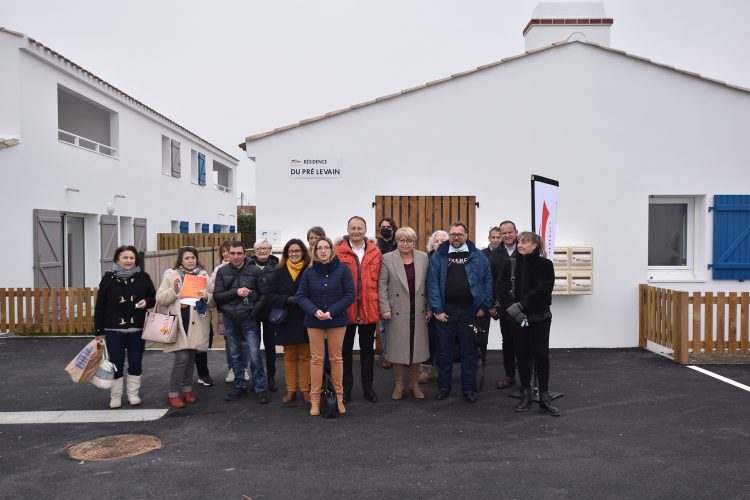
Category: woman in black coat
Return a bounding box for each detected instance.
[498,231,559,416]
[94,245,156,409]
[265,239,312,405]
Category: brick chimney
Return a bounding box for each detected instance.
[524,2,613,50]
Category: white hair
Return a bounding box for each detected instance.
[254,239,271,250]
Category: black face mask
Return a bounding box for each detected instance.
[380,227,393,239]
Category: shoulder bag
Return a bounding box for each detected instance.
[141,304,179,343]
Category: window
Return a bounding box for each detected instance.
[212,160,232,193]
[161,136,181,177]
[648,195,705,282]
[57,85,118,157]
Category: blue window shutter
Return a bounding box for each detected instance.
[179,221,189,234]
[712,195,750,280]
[201,223,209,234]
[198,153,206,186]
[213,224,221,233]
[229,225,236,233]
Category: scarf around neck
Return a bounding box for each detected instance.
[287,259,305,281]
[112,263,140,279]
[178,266,202,279]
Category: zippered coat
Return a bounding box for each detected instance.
[426,240,492,316]
[336,237,382,324]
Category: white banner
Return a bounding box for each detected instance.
[531,175,559,261]
[288,157,342,178]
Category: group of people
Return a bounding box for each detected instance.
[92,216,560,417]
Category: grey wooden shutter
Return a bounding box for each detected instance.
[100,215,119,275]
[134,218,147,252]
[171,139,181,178]
[33,209,64,288]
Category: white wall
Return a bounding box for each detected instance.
[246,42,750,348]
[0,33,239,287]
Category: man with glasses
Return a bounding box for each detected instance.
[426,222,492,403]
[249,239,280,392]
[214,241,269,404]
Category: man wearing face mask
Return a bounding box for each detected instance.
[376,218,398,255]
[376,218,398,368]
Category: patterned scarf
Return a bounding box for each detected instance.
[112,263,140,279]
[177,266,202,279]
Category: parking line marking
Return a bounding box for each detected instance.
[687,366,750,392]
[0,409,168,424]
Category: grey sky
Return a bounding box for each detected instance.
[3,0,749,204]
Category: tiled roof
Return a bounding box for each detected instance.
[241,40,750,147]
[0,138,20,149]
[0,26,238,162]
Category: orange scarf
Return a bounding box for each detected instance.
[287,260,305,281]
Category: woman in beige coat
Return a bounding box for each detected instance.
[156,246,213,409]
[378,227,430,400]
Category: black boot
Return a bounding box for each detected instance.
[538,391,560,416]
[267,373,277,392]
[515,387,532,412]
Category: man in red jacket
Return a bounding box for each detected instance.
[336,216,383,403]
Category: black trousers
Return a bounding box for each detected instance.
[511,318,551,392]
[259,320,276,378]
[424,317,437,365]
[195,324,214,378]
[498,316,517,377]
[343,323,376,394]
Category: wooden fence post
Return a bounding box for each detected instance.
[639,284,648,348]
[673,290,689,364]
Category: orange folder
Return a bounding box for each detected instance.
[180,274,207,305]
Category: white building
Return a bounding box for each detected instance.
[242,3,750,348]
[0,27,240,288]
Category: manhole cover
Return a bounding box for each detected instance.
[68,434,163,461]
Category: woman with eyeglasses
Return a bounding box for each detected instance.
[497,231,558,416]
[265,239,312,405]
[296,237,355,415]
[156,246,213,409]
[377,227,430,400]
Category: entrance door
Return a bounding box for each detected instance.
[374,195,476,250]
[65,215,85,287]
[33,209,64,288]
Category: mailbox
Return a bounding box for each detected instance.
[551,246,593,295]
[570,247,593,269]
[570,272,593,294]
[553,247,569,267]
[554,274,570,294]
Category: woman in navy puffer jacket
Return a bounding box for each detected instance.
[297,236,354,416]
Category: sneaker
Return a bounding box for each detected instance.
[244,369,250,381]
[226,370,235,383]
[224,387,247,401]
[198,375,214,387]
[258,391,269,404]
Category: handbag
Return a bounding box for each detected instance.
[268,307,287,325]
[141,307,179,343]
[88,341,118,389]
[64,337,104,384]
[319,373,339,419]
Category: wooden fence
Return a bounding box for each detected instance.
[639,284,750,363]
[157,233,240,251]
[141,247,219,283]
[0,287,97,334]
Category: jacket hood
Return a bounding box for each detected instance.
[436,239,477,256]
[336,236,379,254]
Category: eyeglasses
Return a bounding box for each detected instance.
[397,239,414,244]
[288,249,303,254]
[449,233,467,238]
[256,247,271,252]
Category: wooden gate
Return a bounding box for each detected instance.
[374,195,476,250]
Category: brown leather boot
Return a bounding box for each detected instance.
[310,392,320,416]
[391,364,404,400]
[281,391,296,404]
[301,391,311,403]
[408,364,425,399]
[168,395,185,409]
[418,364,432,384]
[336,394,346,414]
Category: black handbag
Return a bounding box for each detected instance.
[319,373,339,419]
[268,307,287,325]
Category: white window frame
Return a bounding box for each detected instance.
[648,195,706,283]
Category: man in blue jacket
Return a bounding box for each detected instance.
[426,222,492,403]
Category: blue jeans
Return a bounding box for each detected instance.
[225,336,250,370]
[435,305,476,395]
[224,315,266,392]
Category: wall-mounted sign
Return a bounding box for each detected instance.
[257,229,282,246]
[289,157,342,178]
